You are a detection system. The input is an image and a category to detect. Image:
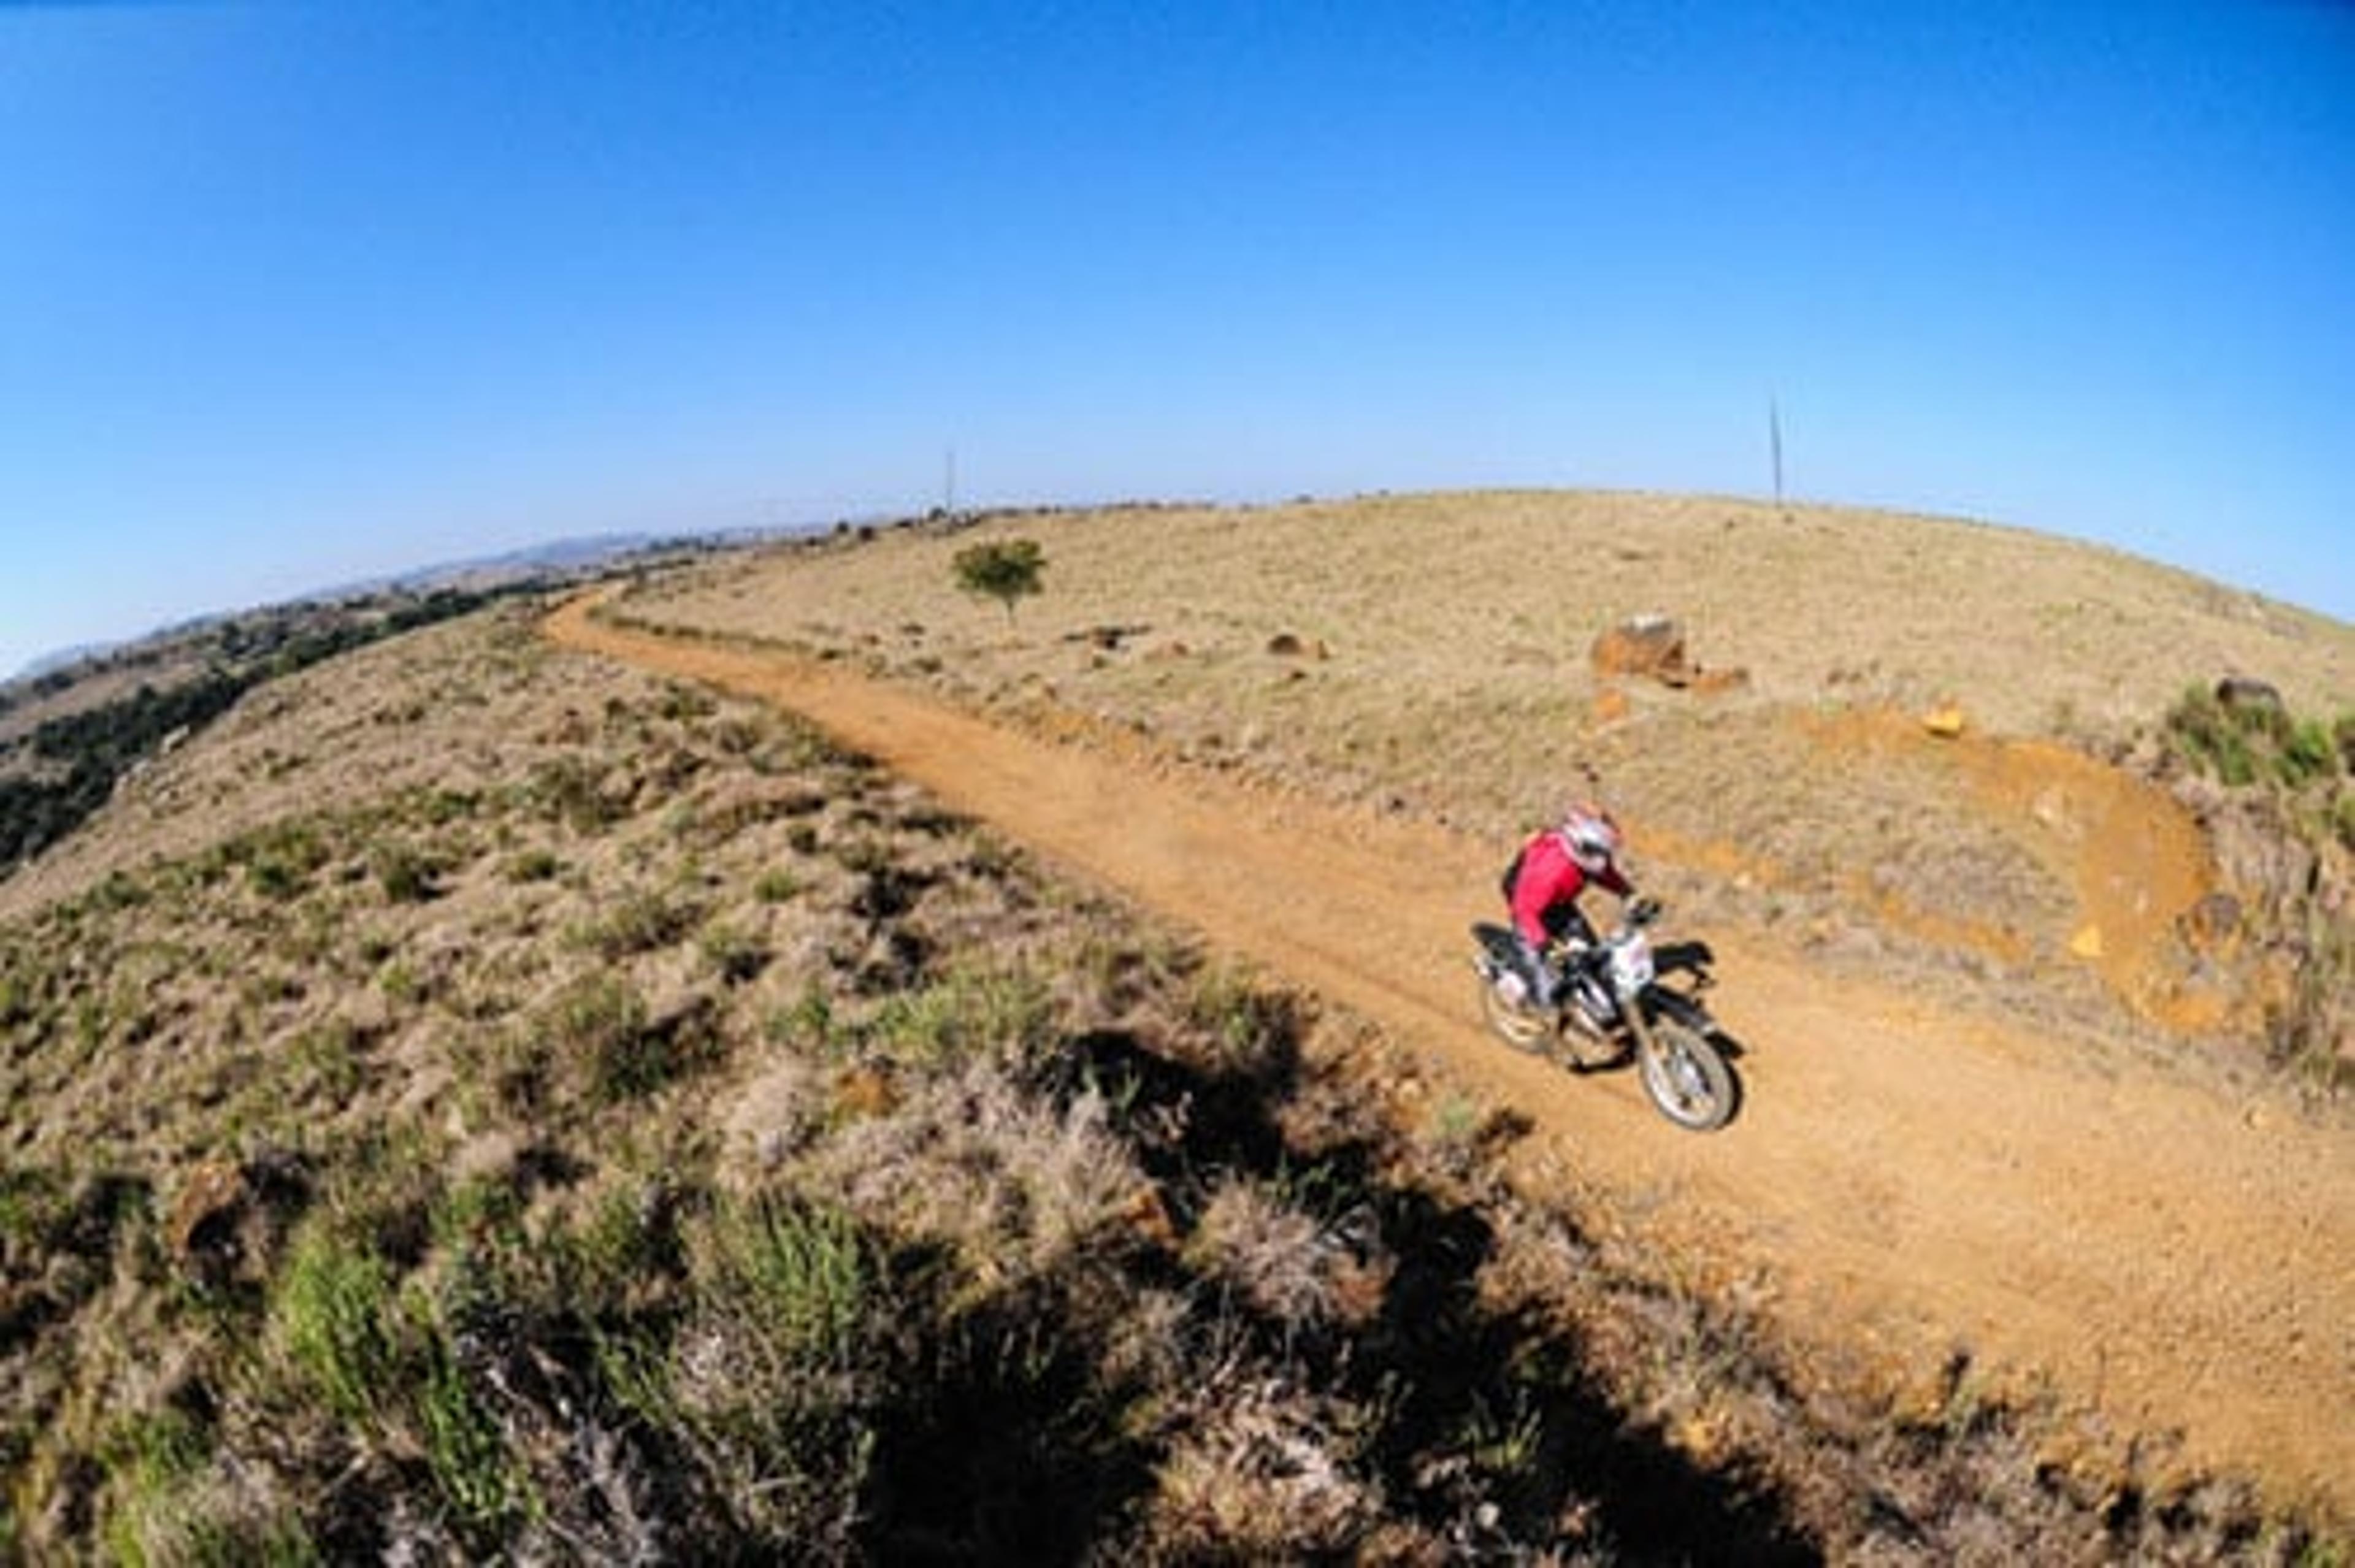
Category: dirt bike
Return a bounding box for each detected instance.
[1469,899,1740,1131]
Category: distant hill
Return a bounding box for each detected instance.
[5,525,825,686]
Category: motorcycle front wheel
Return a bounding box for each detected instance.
[1476,971,1554,1054]
[1636,1013,1737,1131]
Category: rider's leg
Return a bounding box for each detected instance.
[1513,931,1559,1006]
[1548,904,1608,1015]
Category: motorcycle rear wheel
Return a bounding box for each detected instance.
[1477,973,1554,1054]
[1637,1014,1737,1131]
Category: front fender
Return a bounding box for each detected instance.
[1641,986,1730,1050]
[1472,922,1525,969]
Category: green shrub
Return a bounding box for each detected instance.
[372,843,440,904]
[702,923,768,985]
[657,683,718,722]
[415,788,480,827]
[1185,965,1304,1080]
[952,538,1047,623]
[667,1194,881,1543]
[289,1022,366,1104]
[416,1331,523,1536]
[572,888,694,960]
[242,823,330,900]
[695,1194,870,1364]
[2281,719,2337,788]
[764,985,841,1055]
[2165,685,2348,791]
[527,757,622,833]
[2164,685,2260,786]
[558,1180,680,1304]
[864,965,1057,1069]
[504,848,562,883]
[538,974,679,1104]
[271,1228,397,1423]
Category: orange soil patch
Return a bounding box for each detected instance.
[1799,709,2224,1031]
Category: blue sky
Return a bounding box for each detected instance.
[4,1,2351,677]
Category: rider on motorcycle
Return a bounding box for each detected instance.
[1506,801,1638,1009]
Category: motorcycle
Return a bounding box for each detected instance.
[1469,899,1740,1131]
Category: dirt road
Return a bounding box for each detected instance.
[548,597,2353,1513]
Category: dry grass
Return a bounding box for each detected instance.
[624,491,2353,1068]
[0,569,2344,1559]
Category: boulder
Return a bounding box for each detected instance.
[1590,615,1689,684]
[2215,676,2284,714]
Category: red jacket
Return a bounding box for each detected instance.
[1510,828,1631,946]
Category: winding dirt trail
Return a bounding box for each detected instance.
[548,597,2353,1514]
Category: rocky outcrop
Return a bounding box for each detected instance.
[1589,614,1748,696]
[1590,614,1691,684]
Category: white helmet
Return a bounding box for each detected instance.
[1557,801,1622,874]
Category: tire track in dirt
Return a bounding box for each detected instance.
[548,596,2354,1515]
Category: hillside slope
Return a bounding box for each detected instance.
[554,589,2355,1516]
[2,492,2346,1559]
[630,491,2353,1055]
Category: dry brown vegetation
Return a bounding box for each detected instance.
[632,490,2352,1076]
[0,494,2348,1562]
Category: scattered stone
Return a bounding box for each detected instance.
[835,1065,897,1120]
[1266,632,1307,657]
[2214,676,2284,714]
[1063,624,1149,652]
[1923,706,1968,740]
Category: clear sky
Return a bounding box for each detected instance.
[4,1,2351,677]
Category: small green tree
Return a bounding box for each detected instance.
[951,538,1047,623]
